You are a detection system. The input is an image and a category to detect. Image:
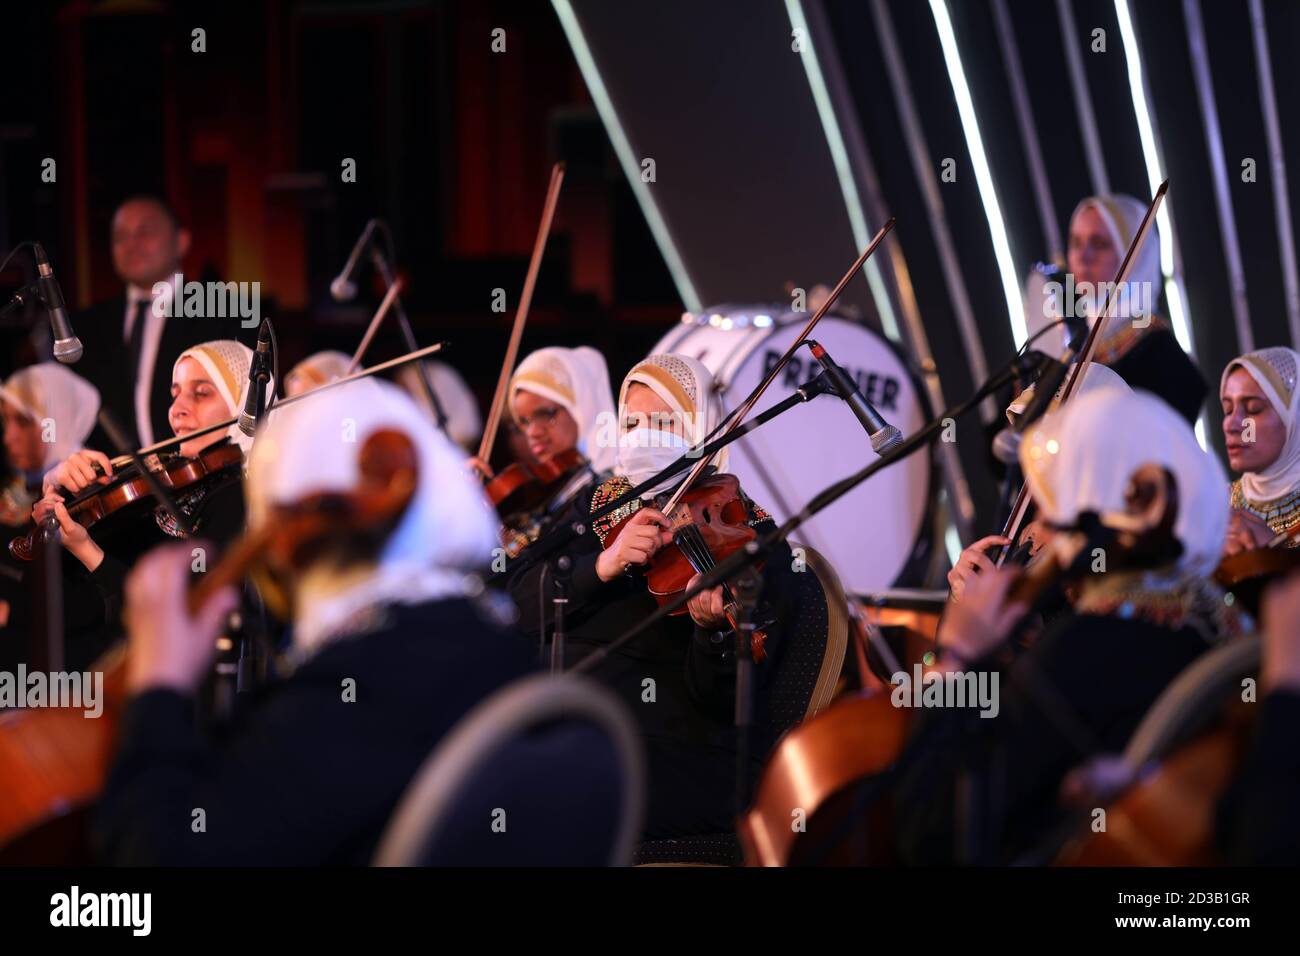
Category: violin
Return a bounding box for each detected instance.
[485,447,587,519]
[8,441,243,562]
[603,473,770,662]
[1214,542,1300,617]
[0,428,418,862]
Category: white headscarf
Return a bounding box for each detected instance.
[1,363,101,470]
[396,360,483,451]
[616,353,727,495]
[284,350,350,397]
[1020,387,1228,577]
[172,340,268,455]
[1070,194,1163,347]
[510,346,617,474]
[247,377,497,655]
[1220,347,1300,502]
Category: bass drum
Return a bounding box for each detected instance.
[652,308,932,594]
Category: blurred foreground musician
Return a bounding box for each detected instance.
[894,388,1239,864]
[93,379,534,864]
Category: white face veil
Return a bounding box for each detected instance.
[1220,347,1300,503]
[172,340,268,455]
[246,377,498,654]
[1,363,101,471]
[1019,387,1228,578]
[615,353,727,495]
[510,346,617,474]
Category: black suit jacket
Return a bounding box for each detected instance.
[75,295,257,451]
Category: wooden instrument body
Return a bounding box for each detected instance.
[9,442,243,561]
[602,473,760,612]
[739,691,911,866]
[486,447,585,520]
[0,648,126,861]
[1056,704,1252,866]
[1214,546,1300,616]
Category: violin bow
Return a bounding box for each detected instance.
[996,180,1168,564]
[658,218,896,517]
[103,341,450,468]
[476,162,566,466]
[345,277,406,373]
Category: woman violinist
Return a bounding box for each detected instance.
[893,387,1241,864]
[0,364,100,638]
[512,353,801,839]
[31,340,258,646]
[1027,194,1206,425]
[1219,347,1300,555]
[478,346,616,559]
[92,378,534,864]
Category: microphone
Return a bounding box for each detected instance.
[1014,349,1075,432]
[330,219,379,302]
[806,340,903,454]
[33,244,82,364]
[238,320,273,436]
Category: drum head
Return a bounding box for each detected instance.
[653,314,931,593]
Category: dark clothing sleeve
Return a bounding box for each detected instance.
[94,599,535,865]
[1109,328,1208,426]
[1216,690,1300,865]
[893,614,1209,864]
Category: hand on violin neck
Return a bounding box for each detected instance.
[32,493,102,572]
[124,543,238,695]
[466,456,494,481]
[947,534,1011,603]
[939,565,1029,666]
[44,448,113,496]
[596,507,672,582]
[685,573,728,630]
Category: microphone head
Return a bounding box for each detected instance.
[237,412,258,437]
[330,276,357,302]
[870,425,904,455]
[53,337,83,364]
[992,427,1022,465]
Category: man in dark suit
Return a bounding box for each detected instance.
[77,196,249,451]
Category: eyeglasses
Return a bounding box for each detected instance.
[516,405,563,429]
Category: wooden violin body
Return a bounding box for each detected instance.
[9,441,244,562]
[739,690,911,865]
[486,447,586,520]
[0,649,127,862]
[644,473,759,607]
[1214,545,1300,616]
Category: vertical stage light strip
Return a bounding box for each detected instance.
[550,0,702,312]
[1184,0,1252,354]
[784,0,902,343]
[929,0,1027,348]
[1249,0,1300,349]
[1114,0,1194,359]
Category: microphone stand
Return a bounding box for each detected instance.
[370,241,450,435]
